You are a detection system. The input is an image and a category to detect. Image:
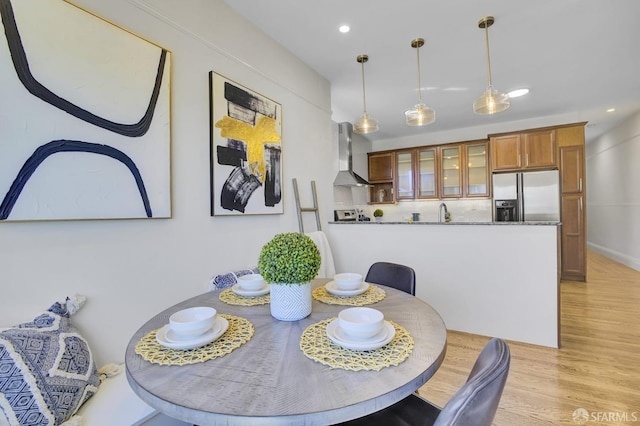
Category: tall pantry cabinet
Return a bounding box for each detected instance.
[558,125,587,281]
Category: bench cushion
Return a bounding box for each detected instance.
[75,371,157,426]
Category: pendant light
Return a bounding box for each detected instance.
[353,54,379,134]
[473,16,510,115]
[405,38,435,126]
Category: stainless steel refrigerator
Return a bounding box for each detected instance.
[492,170,560,222]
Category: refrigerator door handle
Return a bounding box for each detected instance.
[517,173,525,221]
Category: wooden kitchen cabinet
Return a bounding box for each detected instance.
[559,142,586,281]
[368,152,394,182]
[367,152,395,204]
[369,182,394,204]
[561,194,586,280]
[490,134,521,171]
[524,130,556,169]
[367,140,489,201]
[491,129,556,171]
[560,145,584,194]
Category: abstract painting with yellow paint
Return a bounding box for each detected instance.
[209,72,283,216]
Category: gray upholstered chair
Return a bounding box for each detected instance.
[365,261,416,295]
[335,337,510,426]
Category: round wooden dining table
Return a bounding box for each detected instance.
[125,279,447,425]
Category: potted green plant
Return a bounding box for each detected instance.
[373,208,384,221]
[258,232,321,321]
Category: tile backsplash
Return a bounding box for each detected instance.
[359,199,493,223]
[332,186,492,222]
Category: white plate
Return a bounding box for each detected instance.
[326,319,395,351]
[325,281,370,297]
[156,317,229,350]
[333,323,389,344]
[165,320,222,343]
[232,283,270,297]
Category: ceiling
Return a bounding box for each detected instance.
[223,0,640,144]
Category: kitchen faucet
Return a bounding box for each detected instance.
[439,203,448,223]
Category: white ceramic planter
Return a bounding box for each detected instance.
[269,282,312,321]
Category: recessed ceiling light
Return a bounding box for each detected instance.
[607,108,616,113]
[339,25,350,33]
[507,88,530,98]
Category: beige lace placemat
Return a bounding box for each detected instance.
[219,288,270,306]
[312,284,386,306]
[134,314,254,366]
[299,317,413,371]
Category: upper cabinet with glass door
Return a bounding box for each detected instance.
[368,140,490,202]
[464,141,490,197]
[396,150,415,200]
[417,148,438,199]
[440,145,462,197]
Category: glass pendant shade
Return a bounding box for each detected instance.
[473,86,510,115]
[474,16,510,115]
[405,38,435,126]
[353,54,378,134]
[405,103,435,126]
[354,113,379,134]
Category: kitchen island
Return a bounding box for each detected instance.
[327,221,560,348]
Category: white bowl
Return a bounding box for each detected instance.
[237,274,266,291]
[333,273,363,291]
[169,306,216,337]
[338,307,384,339]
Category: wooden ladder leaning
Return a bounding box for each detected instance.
[292,178,321,233]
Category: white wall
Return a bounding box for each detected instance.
[586,110,640,271]
[2,0,334,366]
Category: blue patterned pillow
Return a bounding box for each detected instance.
[209,267,259,291]
[0,297,100,425]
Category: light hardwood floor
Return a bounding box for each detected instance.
[418,250,640,425]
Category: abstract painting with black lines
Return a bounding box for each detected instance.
[0,0,171,221]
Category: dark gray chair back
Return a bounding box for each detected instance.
[334,338,510,426]
[365,261,416,295]
[434,338,510,426]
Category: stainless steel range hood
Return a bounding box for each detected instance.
[333,122,371,187]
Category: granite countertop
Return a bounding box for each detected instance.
[329,221,561,226]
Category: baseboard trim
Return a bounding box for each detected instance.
[587,242,640,272]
